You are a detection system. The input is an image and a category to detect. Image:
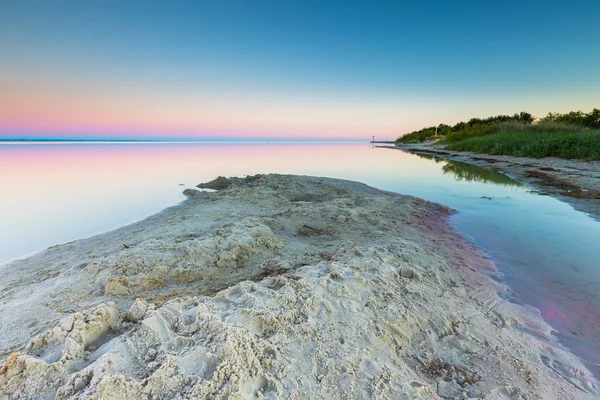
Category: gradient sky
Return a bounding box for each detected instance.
[1,0,599,140]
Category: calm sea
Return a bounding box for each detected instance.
[1,142,600,375]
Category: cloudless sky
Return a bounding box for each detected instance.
[1,0,599,140]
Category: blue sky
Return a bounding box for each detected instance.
[1,0,599,139]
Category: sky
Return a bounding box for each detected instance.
[1,0,599,140]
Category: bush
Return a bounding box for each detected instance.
[396,127,437,143]
[396,109,600,159]
[445,123,498,142]
[397,111,533,143]
[540,109,600,129]
[498,121,591,134]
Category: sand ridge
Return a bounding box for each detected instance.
[0,174,597,399]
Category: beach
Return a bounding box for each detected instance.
[0,174,597,399]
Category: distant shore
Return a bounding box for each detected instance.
[393,143,600,221]
[1,174,597,399]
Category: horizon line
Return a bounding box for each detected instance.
[0,138,373,144]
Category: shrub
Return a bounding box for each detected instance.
[397,111,533,143]
[539,109,600,129]
[498,121,591,134]
[445,123,498,142]
[396,127,437,143]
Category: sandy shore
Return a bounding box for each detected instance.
[393,143,600,221]
[1,174,598,399]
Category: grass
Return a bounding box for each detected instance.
[444,122,600,160]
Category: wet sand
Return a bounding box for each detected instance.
[1,174,598,399]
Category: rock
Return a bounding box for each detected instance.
[437,379,462,398]
[1,174,596,400]
[401,267,414,278]
[105,277,130,296]
[127,298,148,322]
[58,315,75,332]
[197,176,231,190]
[182,188,199,197]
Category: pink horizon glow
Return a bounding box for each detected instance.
[0,78,409,140]
[0,110,403,140]
[3,68,598,141]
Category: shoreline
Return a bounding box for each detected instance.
[1,174,598,398]
[392,143,600,221]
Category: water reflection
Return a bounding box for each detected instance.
[416,153,521,187]
[414,153,443,162]
[442,160,522,187]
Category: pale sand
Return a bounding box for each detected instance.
[0,174,597,399]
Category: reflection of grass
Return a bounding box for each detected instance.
[441,160,522,187]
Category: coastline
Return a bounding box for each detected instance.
[392,143,600,221]
[1,174,597,399]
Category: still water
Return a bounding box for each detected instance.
[1,142,599,375]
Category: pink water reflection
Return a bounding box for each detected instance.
[2,142,600,379]
[0,143,430,263]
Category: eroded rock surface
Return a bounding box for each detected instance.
[0,174,597,399]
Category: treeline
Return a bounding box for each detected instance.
[540,109,600,129]
[396,112,534,143]
[396,109,599,143]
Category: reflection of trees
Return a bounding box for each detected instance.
[415,153,521,186]
[441,160,522,187]
[415,153,444,163]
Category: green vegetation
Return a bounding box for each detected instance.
[540,109,600,129]
[446,122,600,160]
[396,112,533,144]
[396,108,600,160]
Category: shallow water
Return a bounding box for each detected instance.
[1,142,599,376]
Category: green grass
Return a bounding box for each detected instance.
[445,122,600,160]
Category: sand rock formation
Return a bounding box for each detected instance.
[0,174,597,399]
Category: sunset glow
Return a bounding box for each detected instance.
[1,1,599,140]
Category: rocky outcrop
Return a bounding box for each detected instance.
[1,175,597,399]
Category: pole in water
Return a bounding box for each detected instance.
[372,135,375,143]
